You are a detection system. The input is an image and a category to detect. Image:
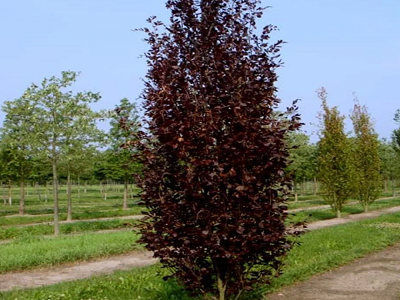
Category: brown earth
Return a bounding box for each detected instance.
[267,243,400,300]
[289,196,397,213]
[0,252,157,292]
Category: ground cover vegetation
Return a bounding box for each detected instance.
[0,230,141,273]
[2,212,400,300]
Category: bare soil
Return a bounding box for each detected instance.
[306,205,400,231]
[267,243,400,300]
[289,196,396,213]
[0,252,157,292]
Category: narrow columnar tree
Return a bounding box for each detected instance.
[317,88,353,218]
[108,98,141,210]
[379,139,399,196]
[350,101,382,211]
[134,1,302,299]
[393,110,400,156]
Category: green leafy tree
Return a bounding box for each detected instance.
[350,101,382,211]
[60,144,100,221]
[317,88,353,218]
[0,142,20,206]
[106,98,141,210]
[393,110,400,156]
[16,71,103,235]
[379,139,399,196]
[287,132,318,199]
[1,98,38,214]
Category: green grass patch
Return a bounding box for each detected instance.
[0,219,139,241]
[0,207,144,226]
[3,212,400,300]
[0,230,141,273]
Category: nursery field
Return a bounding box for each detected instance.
[0,183,143,223]
[2,210,400,300]
[1,182,400,299]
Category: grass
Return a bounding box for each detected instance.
[0,183,142,215]
[0,219,140,241]
[0,207,144,226]
[287,189,400,210]
[0,230,142,273]
[288,197,400,224]
[3,212,400,300]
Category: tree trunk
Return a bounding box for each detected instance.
[364,203,369,212]
[44,182,48,203]
[217,274,226,300]
[36,182,42,201]
[313,177,318,196]
[52,142,60,236]
[392,178,396,198]
[67,170,72,221]
[294,181,298,202]
[19,174,25,215]
[3,183,6,205]
[84,181,87,193]
[8,180,12,206]
[123,180,128,210]
[77,175,80,200]
[336,210,341,218]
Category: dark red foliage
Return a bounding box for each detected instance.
[134,0,302,298]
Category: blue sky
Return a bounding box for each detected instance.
[0,0,399,141]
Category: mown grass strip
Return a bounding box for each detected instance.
[3,212,400,300]
[0,219,139,241]
[0,230,142,273]
[0,206,144,226]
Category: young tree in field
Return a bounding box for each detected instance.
[379,139,399,196]
[1,99,37,214]
[134,1,302,299]
[0,142,20,206]
[317,88,353,218]
[107,98,141,210]
[286,132,317,200]
[30,157,52,202]
[393,110,400,156]
[16,71,103,235]
[60,144,99,221]
[350,102,382,211]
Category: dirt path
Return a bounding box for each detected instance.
[289,196,396,213]
[306,205,400,231]
[1,205,400,293]
[0,252,157,292]
[267,243,400,300]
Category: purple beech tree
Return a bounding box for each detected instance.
[131,1,302,299]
